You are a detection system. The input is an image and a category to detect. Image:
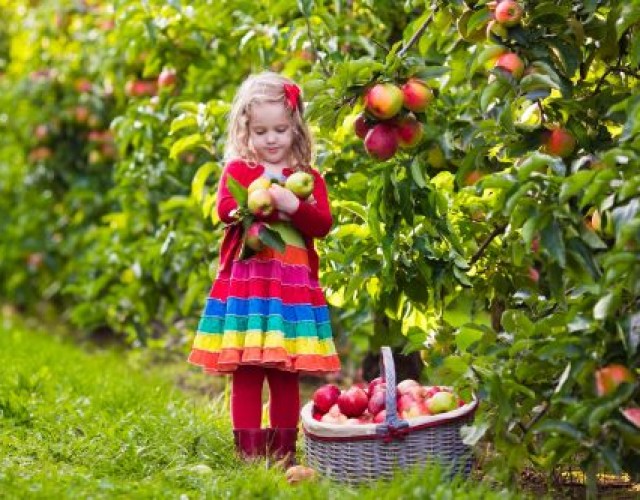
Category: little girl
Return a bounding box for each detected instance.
[188,72,341,465]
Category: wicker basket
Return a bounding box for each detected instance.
[301,346,478,484]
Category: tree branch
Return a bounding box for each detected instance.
[397,8,437,58]
[470,224,507,266]
[303,15,330,77]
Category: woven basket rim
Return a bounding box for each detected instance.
[301,396,478,441]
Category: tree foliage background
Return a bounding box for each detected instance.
[0,0,638,489]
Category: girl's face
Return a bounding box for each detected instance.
[248,101,294,168]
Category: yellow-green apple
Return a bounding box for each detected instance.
[247,188,274,217]
[248,177,272,194]
[395,115,424,149]
[495,52,525,79]
[364,123,399,161]
[364,83,404,119]
[312,383,341,414]
[621,408,640,429]
[595,364,635,397]
[245,222,265,252]
[495,0,523,26]
[337,387,369,417]
[158,68,177,89]
[368,390,386,415]
[285,171,314,199]
[427,143,447,169]
[542,127,576,158]
[401,78,433,113]
[354,113,374,139]
[426,391,458,414]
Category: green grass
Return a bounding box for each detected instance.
[0,318,522,499]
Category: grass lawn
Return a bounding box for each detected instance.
[0,317,521,499]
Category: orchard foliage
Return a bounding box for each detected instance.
[0,0,639,490]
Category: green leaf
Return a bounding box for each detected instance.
[170,113,198,135]
[456,324,484,352]
[520,73,561,93]
[594,291,620,321]
[533,420,586,442]
[226,174,248,206]
[169,133,207,160]
[191,162,217,203]
[259,225,286,253]
[559,170,596,202]
[409,157,427,189]
[501,310,534,337]
[541,220,566,268]
[467,8,490,33]
[461,421,490,446]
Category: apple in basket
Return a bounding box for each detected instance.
[368,390,386,415]
[321,404,348,424]
[368,376,385,396]
[337,386,369,417]
[426,390,458,414]
[312,384,341,414]
[373,409,387,424]
[396,379,421,395]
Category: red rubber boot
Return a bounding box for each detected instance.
[266,427,298,468]
[233,429,268,461]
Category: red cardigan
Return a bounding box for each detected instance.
[216,159,333,280]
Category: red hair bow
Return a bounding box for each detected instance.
[283,83,301,111]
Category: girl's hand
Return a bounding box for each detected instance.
[269,184,300,215]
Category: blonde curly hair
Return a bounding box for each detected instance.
[224,72,314,170]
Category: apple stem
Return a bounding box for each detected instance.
[536,100,546,124]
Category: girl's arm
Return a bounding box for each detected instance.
[288,170,333,238]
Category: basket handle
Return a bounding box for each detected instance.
[375,346,409,438]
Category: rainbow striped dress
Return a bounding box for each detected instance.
[188,176,341,375]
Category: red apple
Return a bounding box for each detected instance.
[395,115,424,149]
[542,127,576,158]
[245,222,265,252]
[74,78,92,93]
[423,386,441,400]
[367,377,385,396]
[312,384,341,414]
[368,390,386,415]
[528,267,540,283]
[495,0,523,27]
[321,412,346,424]
[621,408,640,429]
[28,146,52,162]
[312,408,323,421]
[364,83,404,119]
[285,171,314,199]
[158,68,177,89]
[494,52,524,79]
[531,237,540,254]
[373,410,387,424]
[74,106,90,123]
[595,364,636,397]
[34,124,50,141]
[247,188,274,217]
[463,170,484,186]
[426,391,458,414]
[354,114,374,139]
[364,123,398,161]
[337,386,369,417]
[401,79,433,113]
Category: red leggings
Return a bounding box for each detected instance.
[231,365,300,429]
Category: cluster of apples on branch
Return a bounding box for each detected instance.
[311,378,465,425]
[482,1,577,158]
[595,364,640,429]
[354,78,434,161]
